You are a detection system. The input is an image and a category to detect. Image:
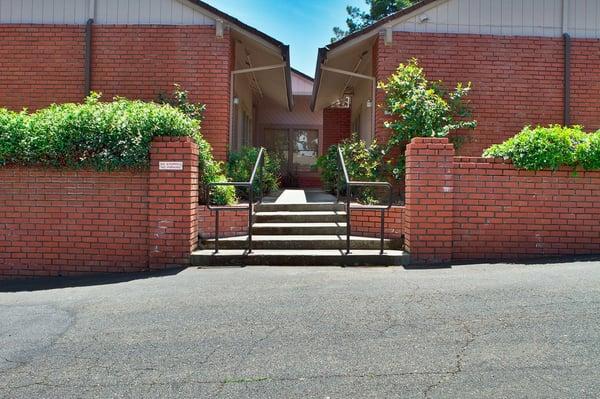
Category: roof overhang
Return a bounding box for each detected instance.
[311,0,444,111]
[182,0,293,111]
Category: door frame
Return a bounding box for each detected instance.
[259,124,322,171]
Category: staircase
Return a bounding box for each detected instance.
[191,201,409,267]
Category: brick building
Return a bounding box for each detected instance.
[312,0,600,156]
[0,0,324,183]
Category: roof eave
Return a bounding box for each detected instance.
[327,0,441,51]
[282,45,294,112]
[310,47,328,112]
[185,0,285,49]
[183,0,293,111]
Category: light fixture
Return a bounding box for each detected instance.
[233,97,240,105]
[366,99,373,108]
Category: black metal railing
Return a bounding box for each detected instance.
[205,147,265,254]
[336,146,392,255]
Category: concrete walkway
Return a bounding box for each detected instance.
[263,189,337,204]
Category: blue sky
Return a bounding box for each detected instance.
[203,0,365,77]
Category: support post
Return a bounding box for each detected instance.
[148,137,199,269]
[404,137,455,265]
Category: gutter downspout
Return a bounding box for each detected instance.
[562,0,571,126]
[84,18,94,97]
[563,33,571,126]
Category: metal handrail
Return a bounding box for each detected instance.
[336,146,393,255]
[205,147,265,254]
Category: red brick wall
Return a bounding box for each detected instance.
[0,137,199,278]
[375,32,570,156]
[0,25,86,109]
[404,137,600,264]
[351,206,404,239]
[322,107,352,151]
[0,168,149,277]
[570,39,600,131]
[0,25,232,161]
[197,206,249,239]
[92,25,232,160]
[452,157,600,261]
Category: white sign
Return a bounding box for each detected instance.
[159,161,183,171]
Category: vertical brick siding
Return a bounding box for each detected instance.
[0,25,86,109]
[375,33,600,156]
[0,25,232,160]
[350,206,404,239]
[570,39,600,131]
[322,107,352,151]
[92,26,231,160]
[403,137,600,264]
[197,206,249,240]
[0,137,199,278]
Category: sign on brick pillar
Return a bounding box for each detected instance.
[404,137,455,264]
[148,137,199,269]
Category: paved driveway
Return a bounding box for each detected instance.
[1,260,599,398]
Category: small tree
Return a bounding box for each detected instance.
[378,58,477,180]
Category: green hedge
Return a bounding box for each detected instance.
[0,93,200,169]
[0,93,236,205]
[483,125,600,171]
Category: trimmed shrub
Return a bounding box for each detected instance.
[0,93,236,205]
[316,133,385,204]
[1,93,198,169]
[0,108,28,166]
[483,125,588,170]
[226,147,281,199]
[575,131,600,170]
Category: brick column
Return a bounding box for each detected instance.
[148,137,199,269]
[404,137,455,264]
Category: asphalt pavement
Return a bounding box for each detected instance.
[1,260,599,398]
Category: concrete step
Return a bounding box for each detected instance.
[251,222,346,235]
[254,211,347,223]
[190,249,410,267]
[255,202,345,212]
[200,235,399,250]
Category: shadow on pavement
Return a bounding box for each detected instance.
[0,267,186,293]
[440,254,600,269]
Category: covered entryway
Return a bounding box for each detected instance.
[255,70,323,188]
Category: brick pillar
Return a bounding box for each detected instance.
[404,137,455,265]
[148,137,199,269]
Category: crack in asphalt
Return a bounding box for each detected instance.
[422,320,476,398]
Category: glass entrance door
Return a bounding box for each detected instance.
[263,128,290,177]
[263,127,319,186]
